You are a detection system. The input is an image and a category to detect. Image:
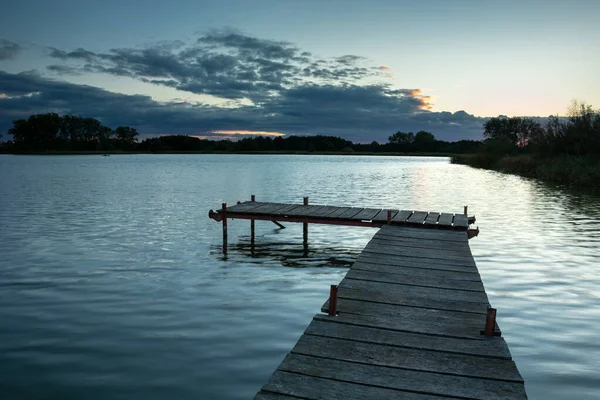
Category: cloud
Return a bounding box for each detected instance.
[0,39,21,60]
[45,31,385,104]
[1,32,489,142]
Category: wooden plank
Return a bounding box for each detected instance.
[356,254,479,272]
[269,204,303,215]
[377,225,468,242]
[423,212,440,225]
[337,207,365,219]
[247,203,293,215]
[337,279,490,312]
[438,213,454,227]
[279,354,527,399]
[406,210,428,225]
[309,205,344,217]
[286,205,327,217]
[322,206,352,218]
[308,317,510,359]
[364,243,476,262]
[453,214,469,229]
[291,335,523,382]
[345,269,485,292]
[226,201,271,213]
[259,370,443,400]
[319,300,500,338]
[361,248,477,268]
[371,209,398,222]
[391,210,412,223]
[369,236,472,253]
[372,230,471,246]
[349,208,381,221]
[363,240,476,262]
[351,260,482,280]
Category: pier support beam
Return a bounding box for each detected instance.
[303,197,309,253]
[222,202,228,255]
[483,307,497,337]
[250,195,255,252]
[328,285,338,316]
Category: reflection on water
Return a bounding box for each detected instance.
[233,236,357,268]
[0,154,599,400]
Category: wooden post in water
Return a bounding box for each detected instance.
[484,307,497,337]
[328,285,338,316]
[222,203,228,255]
[250,195,255,250]
[464,205,468,216]
[303,197,309,253]
[387,210,392,224]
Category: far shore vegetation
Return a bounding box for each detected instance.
[2,102,598,190]
[451,101,600,190]
[0,113,481,155]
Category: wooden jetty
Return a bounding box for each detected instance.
[208,197,527,399]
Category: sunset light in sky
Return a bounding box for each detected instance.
[0,0,598,142]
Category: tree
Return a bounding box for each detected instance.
[413,131,435,150]
[483,116,543,147]
[388,131,414,145]
[114,126,139,145]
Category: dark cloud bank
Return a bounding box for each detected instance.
[0,32,485,142]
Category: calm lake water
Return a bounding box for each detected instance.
[0,154,599,399]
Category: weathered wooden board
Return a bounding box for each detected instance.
[309,205,344,217]
[322,206,352,218]
[356,254,479,272]
[291,335,523,382]
[364,242,476,261]
[345,269,485,291]
[226,201,271,213]
[319,301,500,337]
[258,370,444,400]
[248,203,294,215]
[424,212,440,225]
[360,249,477,268]
[438,213,454,227]
[351,260,483,280]
[286,205,327,217]
[372,230,471,245]
[453,214,469,229]
[270,204,303,215]
[362,242,477,263]
[406,210,429,225]
[349,208,382,221]
[368,236,472,253]
[278,354,527,399]
[391,210,413,223]
[337,207,365,219]
[371,209,399,222]
[337,278,490,312]
[308,317,510,359]
[377,225,468,241]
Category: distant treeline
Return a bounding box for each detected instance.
[0,112,483,154]
[452,101,600,189]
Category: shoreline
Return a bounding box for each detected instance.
[0,150,457,157]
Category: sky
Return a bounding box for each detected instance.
[0,0,598,142]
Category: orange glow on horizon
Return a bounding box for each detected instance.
[211,130,285,137]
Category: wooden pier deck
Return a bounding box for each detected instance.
[209,200,475,230]
[208,199,526,399]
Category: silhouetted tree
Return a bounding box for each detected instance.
[483,116,543,147]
